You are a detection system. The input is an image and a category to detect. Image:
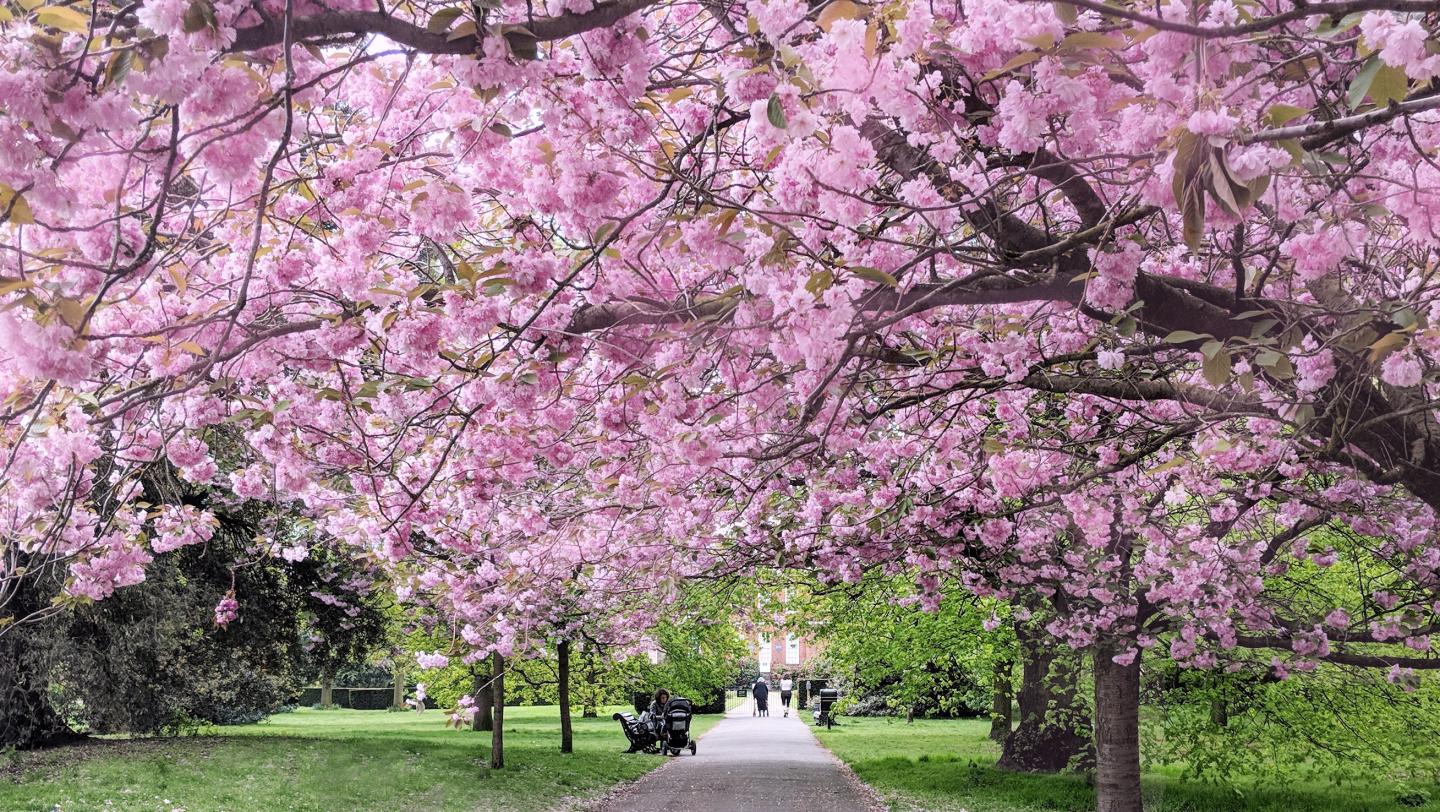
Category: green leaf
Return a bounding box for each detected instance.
[1163,329,1210,344]
[1369,64,1409,107]
[1202,349,1232,386]
[1206,151,1249,216]
[183,0,217,32]
[1368,331,1408,363]
[1059,31,1127,51]
[506,27,539,60]
[34,4,89,33]
[1316,12,1364,38]
[1346,55,1383,110]
[1171,132,1208,251]
[1265,104,1308,127]
[766,93,787,129]
[426,7,464,34]
[981,50,1041,82]
[1199,339,1226,360]
[0,184,35,225]
[851,266,898,287]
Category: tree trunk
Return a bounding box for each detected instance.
[391,662,406,711]
[0,574,78,749]
[490,652,505,770]
[1094,639,1143,812]
[998,622,1092,772]
[320,670,335,709]
[989,658,1013,742]
[581,658,598,717]
[558,640,573,754]
[472,667,494,732]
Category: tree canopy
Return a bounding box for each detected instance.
[7,0,1440,807]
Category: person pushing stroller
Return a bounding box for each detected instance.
[751,677,770,716]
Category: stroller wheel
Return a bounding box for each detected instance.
[689,741,697,755]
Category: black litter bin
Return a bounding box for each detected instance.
[816,688,839,729]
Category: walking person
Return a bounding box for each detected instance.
[779,674,794,717]
[751,677,770,717]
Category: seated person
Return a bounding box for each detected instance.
[643,688,671,734]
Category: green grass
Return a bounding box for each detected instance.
[814,716,1437,812]
[0,704,728,812]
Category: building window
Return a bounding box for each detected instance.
[786,634,800,665]
[758,633,772,672]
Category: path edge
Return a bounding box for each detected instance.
[560,713,729,812]
[801,719,891,812]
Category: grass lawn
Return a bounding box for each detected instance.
[814,716,1437,812]
[0,704,729,812]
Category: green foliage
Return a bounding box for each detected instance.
[817,716,1440,812]
[796,574,1012,718]
[409,582,747,712]
[35,506,306,733]
[1148,662,1440,786]
[26,497,387,734]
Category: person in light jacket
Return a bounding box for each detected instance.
[779,674,794,717]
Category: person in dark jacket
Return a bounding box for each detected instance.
[751,677,770,716]
[644,688,671,736]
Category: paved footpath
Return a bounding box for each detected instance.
[594,701,877,812]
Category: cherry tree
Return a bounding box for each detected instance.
[8,0,1440,809]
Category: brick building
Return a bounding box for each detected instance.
[754,629,823,675]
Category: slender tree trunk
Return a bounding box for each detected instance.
[472,667,494,731]
[1094,639,1143,812]
[490,652,505,769]
[320,670,335,709]
[989,658,1013,742]
[391,662,406,711]
[582,659,598,717]
[998,622,1091,772]
[558,640,573,754]
[906,705,915,724]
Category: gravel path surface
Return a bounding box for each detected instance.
[592,703,880,812]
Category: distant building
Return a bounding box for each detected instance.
[754,629,822,674]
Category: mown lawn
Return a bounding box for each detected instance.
[0,704,726,812]
[815,716,1437,812]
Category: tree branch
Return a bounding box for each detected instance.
[229,0,658,54]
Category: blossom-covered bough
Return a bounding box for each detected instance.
[6,0,1440,807]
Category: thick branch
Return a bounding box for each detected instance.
[1244,92,1440,150]
[229,0,658,54]
[1235,636,1440,670]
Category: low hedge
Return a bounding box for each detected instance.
[300,686,437,710]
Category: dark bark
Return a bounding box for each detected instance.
[998,623,1092,772]
[229,0,659,55]
[558,640,573,754]
[1094,639,1143,812]
[319,670,335,709]
[473,667,493,732]
[490,652,505,770]
[989,658,1014,743]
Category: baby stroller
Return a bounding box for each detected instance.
[659,697,698,756]
[612,710,661,754]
